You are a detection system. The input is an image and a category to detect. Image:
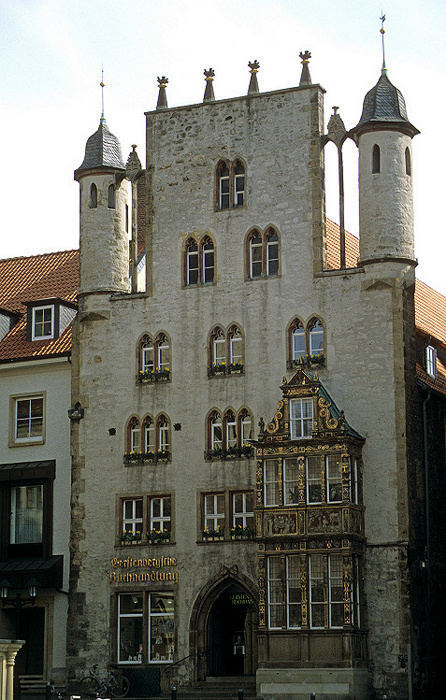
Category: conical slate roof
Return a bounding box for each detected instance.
[76,116,125,173]
[357,71,408,125]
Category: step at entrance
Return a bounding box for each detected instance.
[170,676,256,700]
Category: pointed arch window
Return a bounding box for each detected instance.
[202,236,215,284]
[249,230,263,278]
[128,417,141,453]
[266,229,279,276]
[308,319,324,358]
[90,183,97,208]
[108,183,116,209]
[185,235,216,287]
[125,414,171,463]
[288,318,325,369]
[233,161,245,206]
[247,227,280,279]
[372,144,380,174]
[216,159,246,210]
[186,239,199,286]
[138,334,170,382]
[209,325,244,375]
[217,162,230,209]
[207,407,253,459]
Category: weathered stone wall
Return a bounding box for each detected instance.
[67,82,416,699]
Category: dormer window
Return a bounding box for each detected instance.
[32,306,54,340]
[426,345,437,378]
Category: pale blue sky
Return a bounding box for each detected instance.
[1,0,445,292]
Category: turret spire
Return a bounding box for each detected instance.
[380,13,387,74]
[203,69,215,102]
[100,66,105,120]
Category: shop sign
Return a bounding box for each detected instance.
[109,555,178,583]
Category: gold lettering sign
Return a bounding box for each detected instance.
[109,556,179,584]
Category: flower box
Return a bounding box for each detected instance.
[138,369,170,383]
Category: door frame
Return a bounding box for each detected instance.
[189,570,258,681]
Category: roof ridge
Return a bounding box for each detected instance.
[0,249,78,264]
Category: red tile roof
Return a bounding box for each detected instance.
[0,250,78,363]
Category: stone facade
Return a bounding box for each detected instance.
[67,65,420,700]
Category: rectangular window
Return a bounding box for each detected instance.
[426,345,437,378]
[203,493,225,533]
[10,485,43,544]
[232,491,254,530]
[266,236,279,276]
[306,455,323,503]
[283,458,299,505]
[203,242,214,284]
[11,394,45,445]
[213,335,226,365]
[326,455,342,503]
[118,593,143,664]
[351,458,359,505]
[187,246,199,285]
[309,554,325,628]
[226,415,237,449]
[157,340,169,371]
[219,175,230,209]
[142,344,154,372]
[144,422,155,452]
[328,554,344,628]
[211,417,222,450]
[122,499,143,537]
[286,555,301,628]
[267,557,282,629]
[149,593,174,663]
[229,335,243,365]
[290,398,313,439]
[32,305,54,340]
[264,459,280,506]
[150,496,171,533]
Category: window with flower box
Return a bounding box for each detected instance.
[124,414,171,463]
[208,325,244,376]
[117,592,175,664]
[288,317,325,370]
[118,495,172,546]
[184,235,216,287]
[138,333,171,382]
[206,407,253,459]
[246,226,280,279]
[201,490,255,542]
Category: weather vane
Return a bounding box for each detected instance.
[380,12,387,72]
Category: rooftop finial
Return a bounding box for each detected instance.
[100,66,105,120]
[203,68,215,102]
[380,12,387,74]
[156,76,169,110]
[299,50,312,86]
[248,60,260,94]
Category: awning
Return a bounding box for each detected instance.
[0,556,63,590]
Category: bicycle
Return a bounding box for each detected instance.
[79,665,130,698]
[48,682,81,700]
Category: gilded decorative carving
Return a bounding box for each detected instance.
[318,396,338,430]
[308,509,341,533]
[266,400,284,434]
[265,512,297,536]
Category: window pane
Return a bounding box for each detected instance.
[310,554,325,628]
[306,455,323,503]
[292,324,305,360]
[329,554,344,628]
[16,397,44,440]
[284,458,299,505]
[267,558,282,629]
[203,240,214,284]
[213,332,226,365]
[118,594,143,664]
[226,414,237,448]
[287,555,301,628]
[10,485,43,544]
[219,165,230,209]
[149,593,174,663]
[290,398,313,439]
[266,232,279,276]
[264,459,280,506]
[187,242,199,285]
[309,320,324,356]
[327,455,342,503]
[250,234,262,278]
[142,343,154,372]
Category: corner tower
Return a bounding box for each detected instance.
[74,115,129,298]
[353,62,419,266]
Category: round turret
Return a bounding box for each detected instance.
[352,70,419,266]
[75,117,129,297]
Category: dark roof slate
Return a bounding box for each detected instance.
[76,117,125,173]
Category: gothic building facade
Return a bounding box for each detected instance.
[65,53,444,700]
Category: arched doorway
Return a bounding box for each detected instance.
[191,574,258,680]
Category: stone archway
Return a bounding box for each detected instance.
[189,569,258,681]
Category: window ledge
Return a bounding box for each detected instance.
[208,364,244,377]
[124,452,171,465]
[205,448,254,461]
[138,371,170,383]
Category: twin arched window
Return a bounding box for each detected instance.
[209,325,244,375]
[138,333,171,381]
[289,317,325,368]
[185,236,215,286]
[216,159,245,210]
[208,408,253,458]
[247,227,279,278]
[126,414,171,461]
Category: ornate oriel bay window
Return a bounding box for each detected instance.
[254,368,367,670]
